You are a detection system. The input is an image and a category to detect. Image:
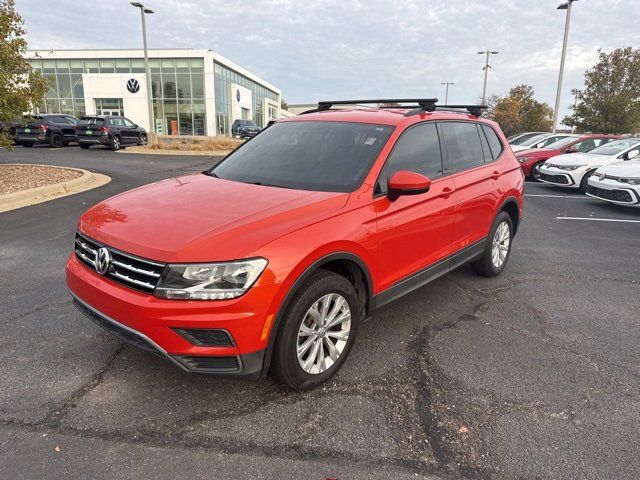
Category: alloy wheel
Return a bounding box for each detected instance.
[491,221,511,268]
[296,293,351,375]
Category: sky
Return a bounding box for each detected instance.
[16,0,640,125]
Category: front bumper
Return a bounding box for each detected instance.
[66,253,279,378]
[538,166,584,188]
[586,178,640,206]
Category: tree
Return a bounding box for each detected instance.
[280,98,288,111]
[0,0,47,150]
[563,47,640,134]
[486,85,553,137]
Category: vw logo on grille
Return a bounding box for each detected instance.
[95,247,111,276]
[127,78,140,94]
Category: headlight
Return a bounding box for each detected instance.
[557,164,586,171]
[628,178,640,185]
[592,172,605,179]
[154,258,268,300]
[517,156,532,163]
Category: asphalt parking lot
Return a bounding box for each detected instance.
[1,146,639,479]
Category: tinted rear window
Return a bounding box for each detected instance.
[211,121,394,192]
[482,125,504,160]
[78,118,105,126]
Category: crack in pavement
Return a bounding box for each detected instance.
[0,299,72,326]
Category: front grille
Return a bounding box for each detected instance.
[539,172,569,184]
[75,232,165,294]
[173,355,241,373]
[173,328,235,347]
[73,298,159,354]
[586,185,634,203]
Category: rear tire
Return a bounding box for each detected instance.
[50,133,63,148]
[270,271,360,390]
[110,135,121,151]
[80,144,90,150]
[471,211,513,277]
[21,142,33,148]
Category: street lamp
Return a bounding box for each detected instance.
[130,2,155,134]
[478,50,499,105]
[441,82,454,104]
[552,0,577,133]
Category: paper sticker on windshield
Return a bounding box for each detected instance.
[364,137,377,145]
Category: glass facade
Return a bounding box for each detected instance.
[214,61,278,135]
[28,57,206,135]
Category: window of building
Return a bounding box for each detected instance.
[440,122,485,172]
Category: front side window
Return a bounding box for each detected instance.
[123,118,135,127]
[440,122,485,172]
[376,122,443,194]
[211,121,394,192]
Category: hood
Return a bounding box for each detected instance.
[78,173,348,262]
[546,152,608,166]
[595,160,640,177]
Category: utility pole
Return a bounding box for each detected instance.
[552,0,578,133]
[131,2,155,134]
[441,82,454,104]
[478,50,499,105]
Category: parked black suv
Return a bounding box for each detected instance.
[76,116,147,151]
[15,114,79,148]
[231,119,261,139]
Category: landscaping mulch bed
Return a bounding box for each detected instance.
[0,164,83,195]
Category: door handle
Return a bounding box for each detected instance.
[438,187,455,198]
[490,170,501,180]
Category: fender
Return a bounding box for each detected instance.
[258,251,374,378]
[498,194,523,234]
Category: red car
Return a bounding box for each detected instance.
[516,134,622,180]
[67,99,525,390]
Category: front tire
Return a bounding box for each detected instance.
[471,211,513,277]
[21,142,33,148]
[139,134,147,146]
[270,271,360,390]
[579,170,595,193]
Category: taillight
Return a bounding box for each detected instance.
[41,124,48,131]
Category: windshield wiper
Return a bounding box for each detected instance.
[246,181,294,189]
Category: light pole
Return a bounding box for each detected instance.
[552,0,577,133]
[441,82,454,104]
[478,50,499,105]
[131,2,155,134]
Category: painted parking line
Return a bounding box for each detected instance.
[556,216,640,224]
[525,194,586,199]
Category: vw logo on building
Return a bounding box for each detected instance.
[127,78,140,94]
[236,89,241,102]
[94,247,111,276]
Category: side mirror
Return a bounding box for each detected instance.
[565,147,579,153]
[625,150,639,160]
[387,170,431,201]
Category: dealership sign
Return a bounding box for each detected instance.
[127,79,140,94]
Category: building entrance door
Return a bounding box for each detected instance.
[95,98,124,116]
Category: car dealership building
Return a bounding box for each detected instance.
[25,48,282,136]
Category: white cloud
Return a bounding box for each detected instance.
[16,0,640,120]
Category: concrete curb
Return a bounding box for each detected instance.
[117,147,232,156]
[0,164,111,213]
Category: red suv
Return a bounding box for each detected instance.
[66,99,524,390]
[516,134,622,180]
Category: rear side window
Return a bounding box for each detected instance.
[440,122,485,172]
[482,125,503,160]
[110,118,125,126]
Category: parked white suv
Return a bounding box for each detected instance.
[587,160,640,207]
[538,139,640,192]
[510,133,572,152]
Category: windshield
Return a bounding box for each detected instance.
[542,136,579,149]
[510,132,543,145]
[519,133,552,146]
[210,121,394,192]
[587,139,640,156]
